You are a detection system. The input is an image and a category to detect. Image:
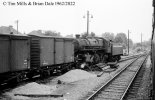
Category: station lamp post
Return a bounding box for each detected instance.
[83,11,93,36]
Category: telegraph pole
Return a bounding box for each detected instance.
[128,30,129,55]
[16,20,19,34]
[141,33,142,50]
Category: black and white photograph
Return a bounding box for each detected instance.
[0,0,154,100]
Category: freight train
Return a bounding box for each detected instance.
[0,33,123,85]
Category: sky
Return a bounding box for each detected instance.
[0,0,153,43]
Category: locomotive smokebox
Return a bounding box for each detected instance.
[75,34,80,39]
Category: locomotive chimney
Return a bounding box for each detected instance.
[75,34,80,39]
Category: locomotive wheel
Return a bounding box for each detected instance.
[93,54,100,63]
[16,75,21,83]
[108,56,116,62]
[115,56,121,61]
[16,73,26,83]
[40,70,50,78]
[40,70,47,78]
[112,56,116,62]
[117,56,121,61]
[102,54,108,63]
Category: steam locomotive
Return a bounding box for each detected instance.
[0,33,123,85]
[74,35,123,65]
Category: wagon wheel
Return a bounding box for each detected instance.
[16,74,22,83]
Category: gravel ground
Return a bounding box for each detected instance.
[134,56,152,100]
[2,59,135,100]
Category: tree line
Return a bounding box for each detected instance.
[102,32,133,49]
[28,30,150,51]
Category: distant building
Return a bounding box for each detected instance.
[0,26,22,34]
[28,30,45,36]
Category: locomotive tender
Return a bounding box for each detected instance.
[0,33,123,85]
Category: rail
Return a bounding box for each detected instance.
[119,54,143,62]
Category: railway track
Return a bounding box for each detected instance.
[82,53,148,100]
[119,54,142,62]
[123,61,146,100]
